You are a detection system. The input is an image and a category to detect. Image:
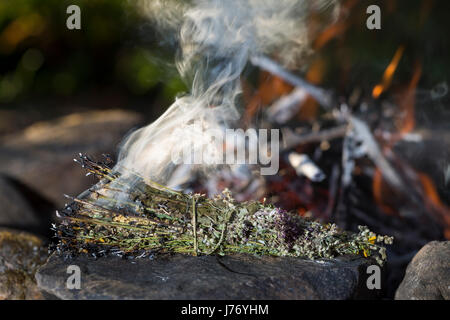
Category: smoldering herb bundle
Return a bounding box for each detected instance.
[54,154,393,265]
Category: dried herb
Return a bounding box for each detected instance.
[54,154,393,265]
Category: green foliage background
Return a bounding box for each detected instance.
[0,0,449,110]
[0,0,186,105]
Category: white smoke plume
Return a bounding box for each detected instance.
[113,0,337,193]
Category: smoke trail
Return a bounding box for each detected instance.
[113,0,337,193]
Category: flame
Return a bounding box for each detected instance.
[306,57,326,85]
[313,20,348,50]
[242,72,293,125]
[373,164,450,239]
[396,61,422,135]
[372,46,405,99]
[372,168,398,216]
[312,0,358,50]
[418,173,450,239]
[243,57,326,124]
[296,57,326,121]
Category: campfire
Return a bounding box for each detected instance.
[50,0,449,299]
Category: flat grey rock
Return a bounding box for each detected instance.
[36,253,380,300]
[0,176,40,229]
[0,109,143,207]
[395,241,450,300]
[0,175,54,237]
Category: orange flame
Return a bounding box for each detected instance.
[296,58,327,121]
[418,173,450,239]
[312,0,358,50]
[313,21,348,50]
[372,168,398,216]
[242,72,293,125]
[396,61,422,135]
[373,165,450,239]
[372,46,405,99]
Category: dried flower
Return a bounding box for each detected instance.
[54,154,393,265]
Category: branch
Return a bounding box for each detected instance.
[281,125,347,150]
[267,87,308,124]
[250,55,334,108]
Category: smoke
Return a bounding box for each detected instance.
[113,0,337,194]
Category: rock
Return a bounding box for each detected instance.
[0,110,143,207]
[0,110,20,136]
[0,228,49,299]
[395,241,450,300]
[0,176,40,229]
[0,175,55,237]
[36,253,380,300]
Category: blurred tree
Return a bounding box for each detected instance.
[0,0,185,105]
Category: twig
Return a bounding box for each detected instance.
[326,164,340,219]
[192,196,198,256]
[281,125,347,150]
[288,152,326,182]
[267,87,308,124]
[250,55,333,108]
[349,116,403,189]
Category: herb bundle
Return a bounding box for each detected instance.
[54,154,393,265]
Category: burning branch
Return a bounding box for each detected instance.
[267,87,308,124]
[349,116,403,189]
[250,55,334,108]
[281,125,348,150]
